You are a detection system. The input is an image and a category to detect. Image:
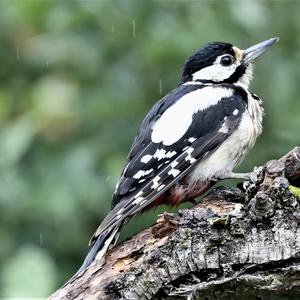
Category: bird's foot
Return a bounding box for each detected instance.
[223,167,264,184]
[225,172,251,180]
[240,166,264,193]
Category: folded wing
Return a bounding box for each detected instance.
[90,83,247,244]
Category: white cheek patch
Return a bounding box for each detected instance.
[192,63,237,82]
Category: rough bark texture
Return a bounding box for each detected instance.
[50,147,300,300]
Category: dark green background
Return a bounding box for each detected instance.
[0,1,299,297]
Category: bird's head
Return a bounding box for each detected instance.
[181,37,279,88]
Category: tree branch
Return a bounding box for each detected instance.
[49,147,300,300]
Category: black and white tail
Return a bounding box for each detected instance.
[65,222,122,285]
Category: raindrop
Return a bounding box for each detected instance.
[159,79,163,95]
[111,24,115,34]
[46,60,49,68]
[132,19,136,39]
[40,232,43,247]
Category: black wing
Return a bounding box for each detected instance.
[91,83,248,243]
[112,83,207,206]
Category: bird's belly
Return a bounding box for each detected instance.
[189,109,261,182]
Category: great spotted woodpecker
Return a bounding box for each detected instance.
[72,37,279,280]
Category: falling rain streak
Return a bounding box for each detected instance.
[111,24,115,34]
[132,19,136,39]
[159,79,163,95]
[40,232,43,247]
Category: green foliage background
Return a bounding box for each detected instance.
[0,1,299,297]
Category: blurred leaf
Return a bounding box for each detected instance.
[0,1,299,294]
[0,115,37,167]
[1,244,57,297]
[31,75,79,140]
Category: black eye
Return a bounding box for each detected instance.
[220,55,234,66]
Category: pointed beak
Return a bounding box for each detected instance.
[242,37,279,65]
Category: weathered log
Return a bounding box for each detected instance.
[50,147,300,300]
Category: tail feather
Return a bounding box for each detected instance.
[65,223,122,286]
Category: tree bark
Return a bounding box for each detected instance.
[50,147,300,300]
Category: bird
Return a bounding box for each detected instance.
[70,37,279,281]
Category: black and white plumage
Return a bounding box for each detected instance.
[69,37,279,282]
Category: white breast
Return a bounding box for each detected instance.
[189,94,263,182]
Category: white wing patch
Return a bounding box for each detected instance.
[185,147,196,163]
[141,150,176,167]
[133,169,153,179]
[151,87,233,146]
[154,148,167,160]
[151,175,161,189]
[132,197,146,205]
[188,137,197,143]
[157,184,165,192]
[233,109,239,116]
[171,160,179,168]
[134,191,143,198]
[218,122,229,134]
[168,168,180,177]
[165,150,177,158]
[141,154,152,163]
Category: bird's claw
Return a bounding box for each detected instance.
[242,166,264,190]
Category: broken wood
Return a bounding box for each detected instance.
[49,147,300,300]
